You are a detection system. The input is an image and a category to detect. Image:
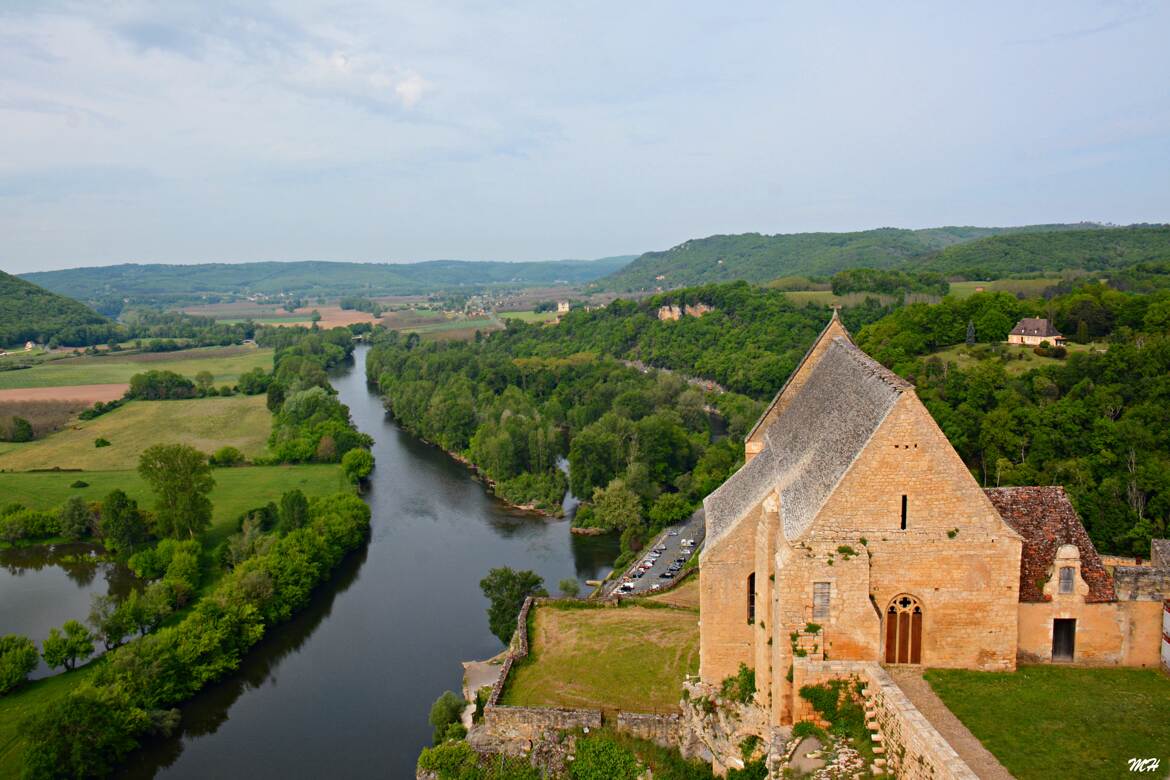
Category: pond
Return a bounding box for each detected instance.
[0,542,138,679]
[118,345,620,778]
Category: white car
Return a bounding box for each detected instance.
[650,584,661,591]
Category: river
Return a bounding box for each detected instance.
[118,345,619,778]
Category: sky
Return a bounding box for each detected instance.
[1,1,1168,273]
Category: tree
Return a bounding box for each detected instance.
[0,634,39,694]
[99,489,147,556]
[57,495,91,540]
[558,578,580,598]
[649,492,693,528]
[0,416,33,443]
[479,567,546,645]
[341,448,374,483]
[42,620,94,671]
[137,444,215,539]
[123,581,174,636]
[277,489,310,534]
[194,370,214,392]
[428,691,465,744]
[966,319,976,346]
[19,685,151,780]
[591,479,642,530]
[209,446,244,467]
[88,594,133,651]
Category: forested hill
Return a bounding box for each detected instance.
[21,255,636,303]
[905,225,1170,279]
[596,223,1155,291]
[0,269,112,348]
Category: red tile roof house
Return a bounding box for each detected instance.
[1007,317,1065,346]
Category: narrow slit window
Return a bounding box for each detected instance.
[747,573,756,624]
[900,494,908,530]
[813,582,830,620]
[1058,566,1075,594]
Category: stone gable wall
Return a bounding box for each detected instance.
[803,394,1022,672]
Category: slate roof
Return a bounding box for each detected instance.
[985,486,1116,603]
[744,310,851,444]
[705,336,909,544]
[1009,318,1062,338]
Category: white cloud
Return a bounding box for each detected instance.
[394,70,429,108]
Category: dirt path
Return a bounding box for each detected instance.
[887,668,1014,780]
[0,383,128,403]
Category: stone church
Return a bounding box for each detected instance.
[698,312,1170,725]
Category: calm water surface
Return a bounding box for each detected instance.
[0,543,138,679]
[119,346,618,778]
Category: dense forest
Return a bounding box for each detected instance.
[907,225,1170,279]
[366,331,756,569]
[0,269,115,348]
[21,255,634,305]
[481,282,893,399]
[596,223,1105,290]
[369,278,1169,558]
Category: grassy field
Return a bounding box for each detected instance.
[949,278,1064,299]
[925,666,1170,780]
[0,395,272,471]
[501,310,559,324]
[0,346,272,390]
[0,464,346,528]
[927,341,1100,375]
[644,575,700,609]
[500,603,699,713]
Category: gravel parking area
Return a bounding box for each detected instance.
[607,507,705,597]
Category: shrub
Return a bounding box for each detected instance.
[70,480,89,488]
[95,437,111,448]
[571,735,640,780]
[209,446,245,467]
[792,720,828,741]
[558,578,581,597]
[341,448,374,483]
[417,740,478,778]
[429,690,466,744]
[798,679,866,736]
[720,663,756,705]
[0,508,58,543]
[0,634,39,694]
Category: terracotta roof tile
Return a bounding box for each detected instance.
[985,486,1115,603]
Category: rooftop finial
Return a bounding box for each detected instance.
[830,304,841,320]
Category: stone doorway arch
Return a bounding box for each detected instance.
[884,594,923,664]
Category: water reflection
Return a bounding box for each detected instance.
[0,543,139,679]
[116,347,619,779]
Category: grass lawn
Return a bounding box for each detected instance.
[500,603,699,713]
[925,666,1170,780]
[644,575,700,609]
[0,464,347,531]
[0,395,272,471]
[0,346,272,390]
[0,662,101,778]
[949,278,1064,299]
[927,341,1100,375]
[501,310,559,324]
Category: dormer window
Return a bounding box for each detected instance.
[1058,566,1074,594]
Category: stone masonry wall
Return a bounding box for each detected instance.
[793,660,977,780]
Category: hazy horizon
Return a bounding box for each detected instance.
[3,2,1168,273]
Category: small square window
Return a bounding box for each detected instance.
[813,582,830,619]
[1058,566,1075,594]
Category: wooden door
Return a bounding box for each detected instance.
[884,595,923,664]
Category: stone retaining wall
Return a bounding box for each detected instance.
[794,660,977,780]
[614,712,682,747]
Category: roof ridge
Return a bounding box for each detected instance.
[829,337,913,391]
